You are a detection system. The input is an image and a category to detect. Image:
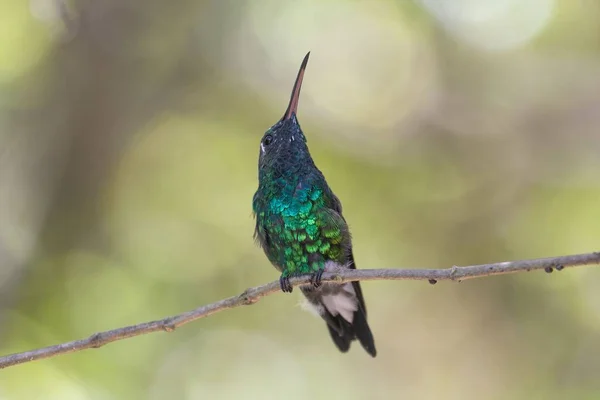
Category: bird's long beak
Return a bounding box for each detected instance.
[282,52,310,121]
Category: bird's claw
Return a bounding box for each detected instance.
[310,269,324,289]
[279,275,293,293]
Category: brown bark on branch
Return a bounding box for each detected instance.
[0,251,598,369]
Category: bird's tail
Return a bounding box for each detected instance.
[326,280,376,357]
[302,279,376,357]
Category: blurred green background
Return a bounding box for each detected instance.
[0,0,599,399]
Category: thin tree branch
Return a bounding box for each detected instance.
[1,251,598,369]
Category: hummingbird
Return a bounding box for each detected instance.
[252,52,376,357]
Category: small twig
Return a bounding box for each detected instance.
[0,251,598,369]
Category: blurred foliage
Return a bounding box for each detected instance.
[0,0,600,399]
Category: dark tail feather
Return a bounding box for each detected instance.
[323,281,376,357]
[352,282,377,357]
[303,252,376,356]
[327,323,351,353]
[348,253,376,356]
[350,280,377,357]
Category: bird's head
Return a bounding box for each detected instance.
[258,52,312,177]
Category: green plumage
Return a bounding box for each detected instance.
[251,52,376,357]
[253,164,348,280]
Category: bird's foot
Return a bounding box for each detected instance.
[310,269,324,289]
[279,275,293,293]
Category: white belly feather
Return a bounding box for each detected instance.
[299,261,358,323]
[321,283,358,323]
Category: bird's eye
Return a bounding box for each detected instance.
[263,134,273,146]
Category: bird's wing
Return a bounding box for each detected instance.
[252,191,269,249]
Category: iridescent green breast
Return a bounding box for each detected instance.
[253,176,348,277]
